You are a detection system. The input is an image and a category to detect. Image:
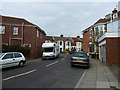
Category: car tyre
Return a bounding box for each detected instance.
[71,63,74,67]
[19,61,24,67]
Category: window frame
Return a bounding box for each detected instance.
[13,27,18,35]
[2,53,14,60]
[14,53,22,58]
[0,26,5,34]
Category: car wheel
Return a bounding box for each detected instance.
[19,61,24,67]
[85,66,89,69]
[71,63,74,67]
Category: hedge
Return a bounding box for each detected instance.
[2,44,30,57]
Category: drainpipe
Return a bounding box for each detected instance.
[21,22,24,46]
[9,24,12,45]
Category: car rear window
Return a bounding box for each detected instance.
[73,52,88,58]
[14,53,22,58]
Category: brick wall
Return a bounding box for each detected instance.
[82,31,92,53]
[1,16,46,59]
[106,38,120,65]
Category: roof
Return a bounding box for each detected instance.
[45,36,54,41]
[94,18,110,25]
[0,15,46,35]
[53,36,64,41]
[82,25,93,33]
[63,37,73,41]
[0,15,35,25]
[71,37,82,42]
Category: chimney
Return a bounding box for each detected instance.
[60,34,63,37]
[112,8,117,13]
[77,36,80,38]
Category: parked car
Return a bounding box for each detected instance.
[69,51,76,54]
[70,52,89,68]
[0,52,26,68]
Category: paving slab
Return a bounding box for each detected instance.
[75,59,119,89]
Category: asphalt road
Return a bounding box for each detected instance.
[2,54,85,88]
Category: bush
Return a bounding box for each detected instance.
[62,49,70,53]
[2,44,30,57]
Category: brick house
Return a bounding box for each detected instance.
[82,26,93,53]
[44,35,83,52]
[45,36,54,43]
[0,15,46,58]
[71,36,83,52]
[98,8,120,65]
[82,18,110,55]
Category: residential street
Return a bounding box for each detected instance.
[2,54,85,88]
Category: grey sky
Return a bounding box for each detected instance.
[1,2,118,37]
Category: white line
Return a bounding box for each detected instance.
[46,61,58,67]
[75,70,86,88]
[3,69,36,81]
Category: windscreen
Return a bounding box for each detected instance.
[73,52,88,58]
[44,48,53,52]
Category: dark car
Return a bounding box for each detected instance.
[69,51,76,54]
[70,52,89,68]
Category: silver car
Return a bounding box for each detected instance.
[0,52,26,68]
[70,52,89,68]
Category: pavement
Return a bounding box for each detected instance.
[75,59,120,89]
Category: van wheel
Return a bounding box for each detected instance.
[19,61,24,67]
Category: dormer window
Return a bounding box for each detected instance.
[113,13,118,19]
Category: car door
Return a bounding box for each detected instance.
[1,53,15,68]
[14,53,23,66]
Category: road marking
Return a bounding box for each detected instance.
[3,69,36,81]
[46,61,59,67]
[75,70,86,88]
[62,58,65,60]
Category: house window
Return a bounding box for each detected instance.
[90,31,92,38]
[113,13,117,19]
[13,27,18,35]
[68,42,70,46]
[40,33,42,39]
[2,43,8,45]
[37,30,39,37]
[0,26,5,34]
[60,41,62,45]
[23,44,31,47]
[95,27,99,35]
[100,26,103,30]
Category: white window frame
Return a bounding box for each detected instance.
[40,32,42,39]
[37,30,39,37]
[0,26,5,34]
[13,27,18,35]
[23,44,31,47]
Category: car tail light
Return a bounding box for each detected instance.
[71,58,75,60]
[84,59,89,62]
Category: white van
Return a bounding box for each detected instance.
[42,43,60,59]
[0,52,26,68]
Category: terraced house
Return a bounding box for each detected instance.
[82,6,120,65]
[0,15,46,58]
[45,35,83,52]
[98,8,120,65]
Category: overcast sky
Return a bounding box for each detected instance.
[1,1,119,37]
